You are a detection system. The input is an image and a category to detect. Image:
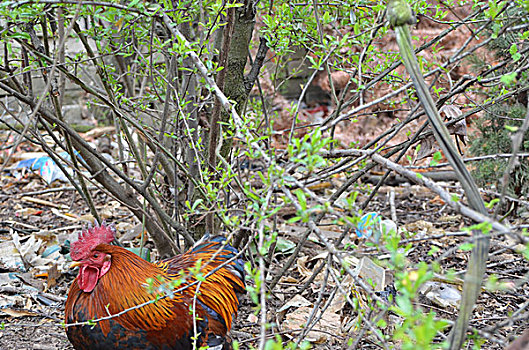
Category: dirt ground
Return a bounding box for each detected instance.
[1,166,528,349]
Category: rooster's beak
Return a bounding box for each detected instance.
[70,261,82,269]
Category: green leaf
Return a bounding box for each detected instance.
[128,0,141,8]
[275,237,296,255]
[9,32,30,40]
[509,43,518,56]
[428,245,440,255]
[459,243,474,251]
[286,216,301,224]
[500,72,517,86]
[485,198,499,209]
[430,151,442,166]
[377,318,388,328]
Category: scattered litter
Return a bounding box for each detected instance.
[0,283,27,309]
[419,281,461,308]
[14,208,43,218]
[278,295,312,314]
[41,244,61,258]
[376,284,398,302]
[353,256,386,292]
[355,212,397,242]
[247,313,258,323]
[0,308,39,318]
[12,232,66,270]
[36,293,62,307]
[283,306,341,343]
[0,273,19,286]
[11,151,80,184]
[403,220,436,237]
[21,196,67,210]
[0,240,26,272]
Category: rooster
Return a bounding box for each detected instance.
[64,223,245,350]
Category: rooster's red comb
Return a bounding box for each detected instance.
[70,222,115,260]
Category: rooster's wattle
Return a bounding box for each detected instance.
[64,224,245,350]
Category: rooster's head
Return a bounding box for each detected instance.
[70,223,115,292]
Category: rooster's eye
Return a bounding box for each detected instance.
[93,253,99,258]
